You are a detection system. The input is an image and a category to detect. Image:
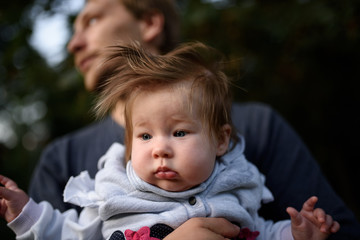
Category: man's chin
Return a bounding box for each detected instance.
[83,69,100,92]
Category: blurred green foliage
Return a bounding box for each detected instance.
[1,0,360,238]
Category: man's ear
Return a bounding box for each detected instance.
[139,10,164,45]
[216,124,231,156]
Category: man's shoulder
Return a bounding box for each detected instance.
[44,117,124,154]
[53,118,110,143]
[66,117,115,140]
[231,101,279,131]
[232,101,275,119]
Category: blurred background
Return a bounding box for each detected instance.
[1,0,359,238]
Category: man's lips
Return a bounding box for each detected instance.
[155,166,177,179]
[77,55,95,73]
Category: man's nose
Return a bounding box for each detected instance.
[67,31,85,54]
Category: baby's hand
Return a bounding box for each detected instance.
[0,175,29,223]
[287,196,340,240]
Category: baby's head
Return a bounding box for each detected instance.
[95,42,238,191]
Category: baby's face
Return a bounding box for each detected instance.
[130,88,221,192]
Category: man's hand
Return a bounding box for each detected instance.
[164,217,240,240]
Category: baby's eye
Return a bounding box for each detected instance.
[174,131,187,137]
[142,133,152,141]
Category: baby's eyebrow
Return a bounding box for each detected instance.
[132,119,148,128]
[170,115,197,125]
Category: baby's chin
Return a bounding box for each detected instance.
[156,182,199,192]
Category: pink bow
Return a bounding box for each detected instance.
[125,226,160,240]
[238,227,260,240]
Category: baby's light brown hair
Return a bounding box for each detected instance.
[95,42,238,161]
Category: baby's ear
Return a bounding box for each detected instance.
[216,124,231,156]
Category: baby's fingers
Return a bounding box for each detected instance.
[0,186,17,201]
[0,175,19,191]
[0,198,8,216]
[313,207,326,224]
[286,207,302,226]
[330,221,340,233]
[302,196,318,212]
[320,214,341,234]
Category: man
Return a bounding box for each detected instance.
[29,0,360,239]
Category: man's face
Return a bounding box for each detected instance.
[67,0,143,91]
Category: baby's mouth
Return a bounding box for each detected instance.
[155,166,177,179]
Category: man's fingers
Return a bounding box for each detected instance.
[193,218,240,238]
[165,217,240,240]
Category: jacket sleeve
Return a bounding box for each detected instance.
[253,215,292,240]
[8,199,102,240]
[28,139,79,213]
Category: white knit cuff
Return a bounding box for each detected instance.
[7,198,43,236]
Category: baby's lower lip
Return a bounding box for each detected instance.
[155,171,177,179]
